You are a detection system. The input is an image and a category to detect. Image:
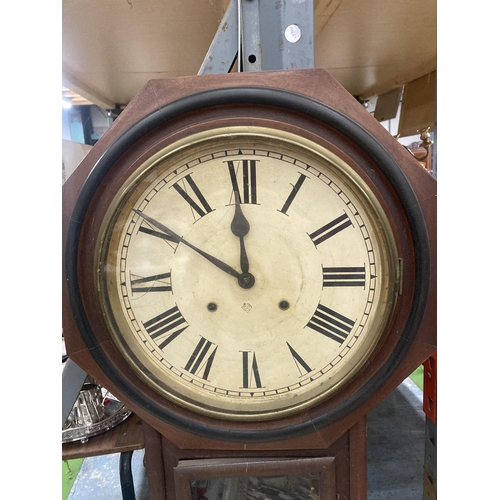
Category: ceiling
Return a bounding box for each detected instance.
[62,0,436,110]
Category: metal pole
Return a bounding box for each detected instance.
[199,0,315,75]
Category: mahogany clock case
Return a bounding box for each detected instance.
[62,69,436,450]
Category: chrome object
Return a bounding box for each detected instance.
[62,376,131,444]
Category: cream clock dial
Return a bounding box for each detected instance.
[97,127,399,420]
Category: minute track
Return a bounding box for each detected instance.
[123,142,380,416]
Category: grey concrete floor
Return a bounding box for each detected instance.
[67,378,425,500]
[367,379,425,499]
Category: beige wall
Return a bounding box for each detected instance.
[62,140,92,184]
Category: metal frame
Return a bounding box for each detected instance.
[198,0,314,74]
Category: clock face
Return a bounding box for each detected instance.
[96,127,399,420]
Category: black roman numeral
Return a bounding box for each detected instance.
[287,342,313,376]
[129,272,172,293]
[143,306,188,349]
[138,224,178,245]
[226,159,258,204]
[306,304,354,343]
[322,266,366,288]
[241,351,262,389]
[309,213,352,246]
[279,173,307,214]
[173,174,213,219]
[184,337,218,380]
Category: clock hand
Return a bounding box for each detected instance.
[230,191,250,274]
[133,209,241,280]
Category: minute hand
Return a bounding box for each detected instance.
[133,209,241,280]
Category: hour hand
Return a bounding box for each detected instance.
[230,192,250,274]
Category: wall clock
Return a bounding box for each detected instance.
[95,124,400,422]
[63,69,436,498]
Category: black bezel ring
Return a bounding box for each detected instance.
[65,86,430,443]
